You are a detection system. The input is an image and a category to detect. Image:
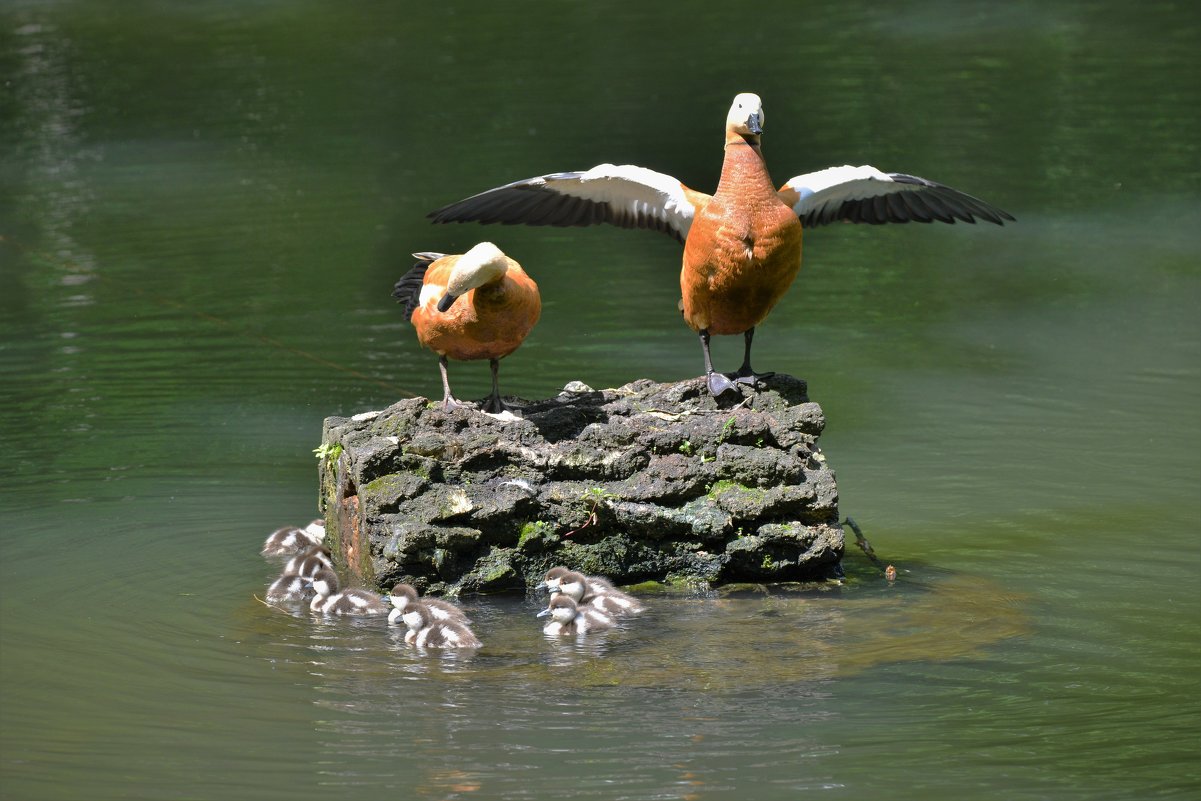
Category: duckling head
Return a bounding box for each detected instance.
[555,571,589,602]
[536,594,580,625]
[389,582,420,611]
[401,602,433,632]
[726,92,764,140]
[310,568,339,599]
[536,565,570,592]
[437,242,510,312]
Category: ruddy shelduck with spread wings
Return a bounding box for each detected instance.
[429,93,1012,396]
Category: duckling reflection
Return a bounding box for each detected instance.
[538,594,614,636]
[555,570,645,615]
[387,583,470,627]
[309,568,388,616]
[260,519,324,557]
[401,602,481,648]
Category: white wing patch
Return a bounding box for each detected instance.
[568,164,698,238]
[418,284,443,310]
[429,163,703,243]
[780,164,1013,227]
[782,165,900,214]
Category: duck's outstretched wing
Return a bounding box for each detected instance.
[428,164,705,244]
[779,165,1014,227]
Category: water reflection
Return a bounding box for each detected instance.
[238,569,1026,796]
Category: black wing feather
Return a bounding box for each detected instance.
[800,172,1014,228]
[391,253,442,323]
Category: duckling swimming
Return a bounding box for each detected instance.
[401,602,482,648]
[260,518,325,558]
[309,568,388,616]
[283,545,332,578]
[537,594,615,636]
[386,583,470,626]
[556,570,645,615]
[264,572,313,604]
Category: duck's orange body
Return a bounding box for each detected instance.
[410,254,541,362]
[427,92,1012,396]
[393,242,540,414]
[681,141,802,337]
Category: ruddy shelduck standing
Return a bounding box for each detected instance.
[429,93,1013,396]
[392,242,541,414]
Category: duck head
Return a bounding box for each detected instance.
[401,602,433,632]
[437,242,510,312]
[726,92,764,143]
[555,571,589,602]
[535,565,570,592]
[537,594,580,625]
[389,582,420,611]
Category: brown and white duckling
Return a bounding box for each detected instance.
[537,594,615,636]
[309,568,388,616]
[401,602,481,648]
[283,545,332,578]
[386,583,470,626]
[556,570,645,615]
[261,519,325,557]
[265,572,314,603]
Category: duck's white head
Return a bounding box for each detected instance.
[536,594,580,625]
[438,242,510,312]
[726,92,764,140]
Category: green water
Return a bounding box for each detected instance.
[2,1,1198,799]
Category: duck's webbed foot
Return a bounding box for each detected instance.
[706,370,740,397]
[724,327,774,386]
[725,366,775,387]
[481,358,522,420]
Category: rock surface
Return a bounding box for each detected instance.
[317,375,844,595]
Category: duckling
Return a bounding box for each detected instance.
[386,583,470,626]
[537,594,615,636]
[556,570,645,615]
[401,602,482,648]
[260,518,325,558]
[309,568,388,616]
[264,572,314,603]
[283,545,332,578]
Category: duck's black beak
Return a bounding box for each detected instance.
[436,292,460,313]
[747,113,763,135]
